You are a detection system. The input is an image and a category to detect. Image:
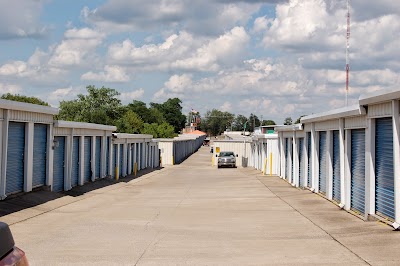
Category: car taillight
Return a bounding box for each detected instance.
[0,247,29,266]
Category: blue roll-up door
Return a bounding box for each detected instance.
[284,138,288,179]
[6,122,25,195]
[351,129,366,215]
[95,136,101,179]
[299,138,304,187]
[84,136,92,183]
[71,137,79,187]
[53,136,65,192]
[375,117,394,220]
[106,137,110,176]
[318,131,327,194]
[136,143,139,170]
[119,145,123,177]
[140,143,144,170]
[112,144,117,178]
[307,132,312,187]
[332,131,341,203]
[32,124,47,188]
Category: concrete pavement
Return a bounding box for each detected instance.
[2,146,400,265]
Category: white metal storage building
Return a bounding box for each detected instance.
[0,100,59,199]
[274,88,400,228]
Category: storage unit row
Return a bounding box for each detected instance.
[0,99,161,200]
[157,133,207,165]
[275,88,400,228]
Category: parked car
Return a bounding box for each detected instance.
[217,151,238,168]
[0,222,29,266]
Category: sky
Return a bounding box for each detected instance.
[0,0,399,124]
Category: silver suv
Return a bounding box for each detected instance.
[217,151,238,168]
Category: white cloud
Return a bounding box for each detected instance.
[108,27,249,72]
[47,86,85,106]
[119,88,145,103]
[48,28,105,68]
[81,65,130,82]
[82,0,261,36]
[220,101,232,112]
[0,0,48,39]
[252,16,271,33]
[153,74,192,101]
[0,83,22,94]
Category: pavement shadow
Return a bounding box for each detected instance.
[0,167,162,217]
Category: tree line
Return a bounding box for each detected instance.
[1,86,305,138]
[1,86,186,138]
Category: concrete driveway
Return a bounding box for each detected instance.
[3,146,400,265]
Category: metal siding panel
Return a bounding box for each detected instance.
[6,122,25,195]
[351,129,366,215]
[315,120,339,131]
[299,138,304,187]
[84,137,92,183]
[52,136,65,192]
[95,136,101,178]
[345,116,367,129]
[9,110,53,123]
[307,132,312,187]
[71,137,79,187]
[332,130,341,202]
[119,144,123,176]
[375,117,394,219]
[32,124,47,187]
[368,102,392,118]
[319,131,327,194]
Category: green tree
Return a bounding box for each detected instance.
[116,110,143,133]
[248,113,261,132]
[261,120,276,126]
[1,93,49,106]
[141,122,176,138]
[295,115,306,124]
[232,114,248,131]
[200,109,234,136]
[284,117,293,125]
[57,85,124,125]
[150,98,186,133]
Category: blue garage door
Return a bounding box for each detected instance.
[351,129,366,215]
[319,131,327,194]
[299,138,304,187]
[140,143,144,170]
[332,130,341,203]
[307,132,312,187]
[95,136,101,179]
[112,144,117,178]
[136,143,140,170]
[106,137,110,176]
[6,122,25,195]
[119,145,124,177]
[71,137,79,187]
[375,117,394,220]
[32,124,47,188]
[284,138,288,179]
[84,137,92,183]
[53,136,65,192]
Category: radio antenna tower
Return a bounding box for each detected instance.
[345,0,350,106]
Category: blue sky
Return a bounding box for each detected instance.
[1,0,400,123]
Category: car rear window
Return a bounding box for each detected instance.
[220,152,234,157]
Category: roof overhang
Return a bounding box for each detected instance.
[274,124,303,132]
[300,104,366,123]
[0,99,59,115]
[54,120,116,131]
[359,88,400,106]
[113,133,153,139]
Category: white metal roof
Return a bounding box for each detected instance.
[274,124,303,132]
[0,99,59,115]
[54,120,116,131]
[359,88,400,106]
[300,104,366,123]
[112,133,153,139]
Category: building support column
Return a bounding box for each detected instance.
[327,130,333,200]
[344,129,352,211]
[365,118,376,219]
[24,122,34,192]
[392,100,400,227]
[339,119,346,207]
